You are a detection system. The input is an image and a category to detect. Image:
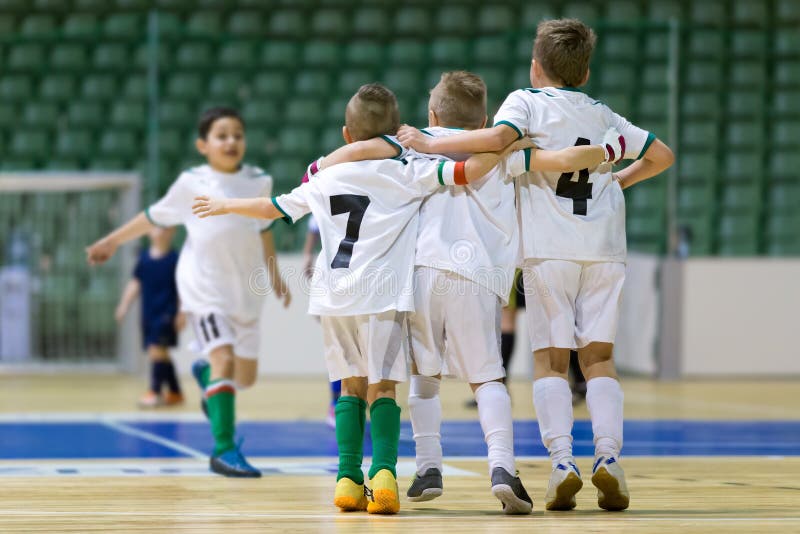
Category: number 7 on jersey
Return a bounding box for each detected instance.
[329,194,370,269]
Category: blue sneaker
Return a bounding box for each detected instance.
[210,440,261,478]
[191,359,210,419]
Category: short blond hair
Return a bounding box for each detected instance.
[429,71,487,130]
[533,18,596,87]
[345,83,400,141]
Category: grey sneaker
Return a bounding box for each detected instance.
[490,467,533,515]
[406,467,443,502]
[591,456,630,511]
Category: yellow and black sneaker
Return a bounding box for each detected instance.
[366,469,400,515]
[334,477,367,512]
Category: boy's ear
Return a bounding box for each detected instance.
[342,126,353,144]
[428,109,438,127]
[195,138,207,155]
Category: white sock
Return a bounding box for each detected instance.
[533,377,574,467]
[408,374,442,475]
[475,381,515,476]
[586,376,624,459]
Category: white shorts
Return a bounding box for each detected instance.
[190,312,259,360]
[522,260,626,351]
[320,310,408,384]
[408,267,505,384]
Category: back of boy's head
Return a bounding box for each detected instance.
[533,18,597,87]
[345,83,400,141]
[429,71,487,130]
[197,106,245,139]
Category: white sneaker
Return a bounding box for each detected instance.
[591,456,630,511]
[545,460,583,510]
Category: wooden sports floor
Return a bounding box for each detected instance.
[0,375,798,533]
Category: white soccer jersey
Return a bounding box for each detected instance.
[146,164,273,322]
[494,87,656,262]
[272,158,459,316]
[414,126,529,302]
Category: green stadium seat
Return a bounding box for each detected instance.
[717,213,760,255]
[74,0,111,10]
[228,10,264,36]
[597,92,633,118]
[680,121,717,150]
[268,10,305,38]
[603,34,638,61]
[303,40,343,67]
[208,73,245,100]
[110,101,146,128]
[638,92,668,119]
[253,72,290,98]
[20,14,56,37]
[345,40,383,67]
[0,158,38,170]
[605,0,642,21]
[766,213,800,241]
[772,91,800,117]
[775,29,800,58]
[0,15,14,33]
[642,64,668,90]
[56,128,95,159]
[260,41,298,68]
[724,153,762,181]
[23,103,59,128]
[772,121,800,147]
[644,32,669,62]
[50,44,89,71]
[599,64,637,90]
[311,9,349,37]
[688,30,724,59]
[93,44,129,69]
[682,92,721,119]
[732,0,768,26]
[679,152,717,181]
[268,158,304,192]
[158,128,184,158]
[0,103,17,127]
[731,61,766,88]
[99,130,138,158]
[627,214,665,239]
[777,0,800,21]
[677,213,713,255]
[134,43,171,70]
[690,0,725,26]
[45,158,81,171]
[726,120,763,148]
[166,73,205,100]
[430,38,469,66]
[155,11,182,37]
[477,5,513,33]
[186,11,222,36]
[11,130,49,158]
[176,42,214,69]
[8,44,46,71]
[720,182,762,212]
[394,6,430,36]
[775,61,800,88]
[103,13,142,38]
[218,41,256,69]
[727,91,764,119]
[512,66,532,90]
[686,61,723,89]
[67,102,105,128]
[768,182,800,213]
[520,4,559,32]
[286,98,325,125]
[326,96,349,121]
[241,100,280,126]
[352,8,389,36]
[63,14,98,37]
[625,183,667,216]
[677,180,715,214]
[770,151,800,179]
[387,40,427,66]
[478,68,509,101]
[0,0,26,11]
[515,35,534,62]
[122,74,148,100]
[473,36,511,66]
[81,74,117,100]
[294,71,331,96]
[155,0,195,8]
[563,1,600,22]
[0,76,33,106]
[338,68,373,95]
[320,126,344,154]
[279,127,315,156]
[731,31,767,58]
[40,74,77,102]
[435,5,472,35]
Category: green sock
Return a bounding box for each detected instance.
[335,396,367,484]
[205,379,236,455]
[368,397,401,479]
[200,364,211,388]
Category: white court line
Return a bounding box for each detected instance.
[99,419,207,459]
[0,511,797,522]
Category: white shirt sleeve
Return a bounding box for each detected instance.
[256,175,275,232]
[272,184,311,224]
[406,156,462,193]
[503,148,533,178]
[380,135,411,159]
[492,90,530,140]
[146,174,191,227]
[606,108,656,160]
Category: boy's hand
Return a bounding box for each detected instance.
[273,278,292,308]
[601,127,626,164]
[86,238,117,266]
[397,124,431,152]
[192,196,228,218]
[114,304,127,323]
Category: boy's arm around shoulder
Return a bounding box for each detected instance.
[614,138,674,189]
[192,195,282,220]
[397,123,520,155]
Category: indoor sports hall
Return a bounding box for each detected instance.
[0,1,798,532]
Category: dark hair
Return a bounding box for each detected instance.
[533,18,597,87]
[197,107,245,139]
[345,83,401,141]
[429,71,487,130]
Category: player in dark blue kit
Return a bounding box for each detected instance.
[116,226,185,408]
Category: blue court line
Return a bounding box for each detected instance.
[1,420,798,460]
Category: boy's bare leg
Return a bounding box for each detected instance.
[233,357,258,390]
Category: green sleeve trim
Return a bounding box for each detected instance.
[270,196,292,224]
[380,135,404,159]
[523,147,532,171]
[494,120,523,140]
[437,161,445,186]
[144,206,168,229]
[259,225,273,234]
[637,132,657,160]
[420,128,433,136]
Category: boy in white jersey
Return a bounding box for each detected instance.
[296,73,624,514]
[398,19,675,512]
[87,107,291,478]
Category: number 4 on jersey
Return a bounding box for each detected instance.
[556,137,592,216]
[330,194,370,269]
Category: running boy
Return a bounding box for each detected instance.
[398,19,675,511]
[87,107,291,478]
[115,226,184,408]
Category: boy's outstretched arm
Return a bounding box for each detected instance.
[316,137,400,171]
[613,139,674,189]
[457,138,537,184]
[398,124,520,155]
[530,127,627,173]
[86,212,153,266]
[114,278,140,323]
[192,196,282,220]
[260,230,291,308]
